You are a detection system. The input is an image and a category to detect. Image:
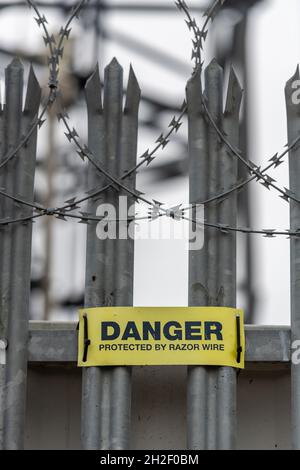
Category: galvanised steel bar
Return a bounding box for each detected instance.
[219,70,242,310]
[0,59,23,450]
[286,66,300,450]
[43,111,56,320]
[82,60,138,450]
[205,59,223,451]
[216,67,242,450]
[187,61,241,450]
[110,66,140,450]
[26,323,291,364]
[187,60,223,450]
[0,68,6,450]
[115,66,139,308]
[4,65,40,449]
[81,65,109,450]
[103,58,123,310]
[186,66,209,450]
[102,58,124,450]
[2,60,40,449]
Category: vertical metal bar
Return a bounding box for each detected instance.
[216,11,255,324]
[0,58,24,450]
[0,70,6,451]
[43,110,55,320]
[83,66,105,316]
[110,65,140,450]
[206,59,223,310]
[206,368,217,450]
[187,61,241,450]
[102,58,123,308]
[102,59,124,450]
[82,60,139,450]
[3,61,40,449]
[218,67,241,311]
[187,60,223,450]
[216,67,242,450]
[115,68,139,306]
[237,14,257,324]
[186,66,209,450]
[286,66,300,450]
[204,59,223,451]
[81,65,108,450]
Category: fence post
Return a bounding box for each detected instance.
[0,71,6,450]
[81,63,113,451]
[0,59,40,449]
[216,67,242,449]
[285,66,300,450]
[186,65,209,450]
[81,59,140,450]
[110,65,139,450]
[187,60,242,450]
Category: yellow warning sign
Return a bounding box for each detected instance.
[78,307,244,368]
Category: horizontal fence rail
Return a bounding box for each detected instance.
[26,323,291,364]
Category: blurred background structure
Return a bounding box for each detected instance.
[0,0,299,324]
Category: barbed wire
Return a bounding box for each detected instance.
[0,0,89,225]
[52,0,300,238]
[177,0,300,210]
[48,0,300,215]
[182,214,300,239]
[2,196,299,239]
[0,0,74,173]
[52,0,299,215]
[0,0,299,239]
[0,0,188,224]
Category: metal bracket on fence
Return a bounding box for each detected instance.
[236,315,243,364]
[82,314,91,363]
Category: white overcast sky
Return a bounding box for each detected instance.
[0,0,299,325]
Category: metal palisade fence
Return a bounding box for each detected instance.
[1,50,300,450]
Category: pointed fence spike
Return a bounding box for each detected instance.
[124,65,141,115]
[85,64,102,114]
[224,66,243,116]
[24,65,41,115]
[285,64,300,114]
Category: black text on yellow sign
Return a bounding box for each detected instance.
[78,307,245,368]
